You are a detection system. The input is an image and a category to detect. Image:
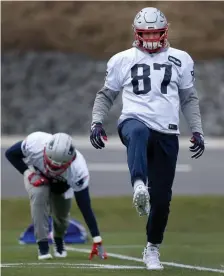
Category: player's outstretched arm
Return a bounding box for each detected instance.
[90,86,119,149]
[90,53,122,149]
[179,86,205,159]
[74,186,107,259]
[179,53,205,159]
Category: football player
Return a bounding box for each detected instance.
[5,132,107,260]
[90,7,205,270]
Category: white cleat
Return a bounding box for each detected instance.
[53,237,67,258]
[143,245,164,270]
[38,253,53,260]
[133,184,150,216]
[54,250,67,258]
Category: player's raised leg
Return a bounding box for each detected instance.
[143,131,179,270]
[118,119,150,216]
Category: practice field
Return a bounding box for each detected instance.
[1,196,224,276]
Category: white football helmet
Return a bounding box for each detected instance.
[44,133,76,176]
[133,7,169,53]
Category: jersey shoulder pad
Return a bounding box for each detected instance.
[22,132,52,156]
[108,47,135,68]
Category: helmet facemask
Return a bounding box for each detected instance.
[134,27,168,53]
[43,148,76,177]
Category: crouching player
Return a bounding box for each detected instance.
[5,131,107,260]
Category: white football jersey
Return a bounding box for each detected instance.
[104,47,195,134]
[21,131,89,193]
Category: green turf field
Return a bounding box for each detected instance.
[1,196,224,276]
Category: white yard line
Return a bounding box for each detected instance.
[66,246,224,274]
[84,244,143,249]
[88,163,191,172]
[1,246,224,273]
[1,263,144,269]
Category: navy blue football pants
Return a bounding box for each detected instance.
[118,119,179,244]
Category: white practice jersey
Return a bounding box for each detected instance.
[104,47,195,134]
[21,131,89,193]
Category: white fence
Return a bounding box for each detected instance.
[1,136,224,149]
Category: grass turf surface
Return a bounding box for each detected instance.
[1,196,224,276]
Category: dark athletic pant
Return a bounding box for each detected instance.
[118,119,179,244]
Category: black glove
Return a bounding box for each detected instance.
[90,122,107,149]
[189,132,205,159]
[49,178,70,194]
